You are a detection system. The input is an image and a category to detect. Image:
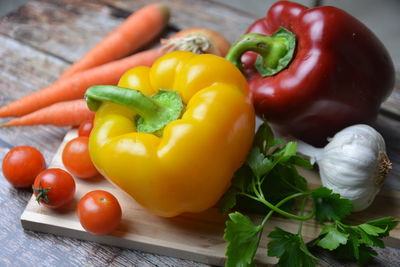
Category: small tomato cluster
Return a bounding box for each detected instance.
[2,119,121,235]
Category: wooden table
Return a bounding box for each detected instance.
[0,1,399,266]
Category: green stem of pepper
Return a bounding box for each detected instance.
[85,85,184,134]
[225,27,296,77]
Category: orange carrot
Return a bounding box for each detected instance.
[1,99,94,127]
[0,28,230,119]
[0,48,163,117]
[59,4,170,79]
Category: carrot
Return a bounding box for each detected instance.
[1,99,94,127]
[58,4,170,79]
[0,48,163,117]
[0,28,230,118]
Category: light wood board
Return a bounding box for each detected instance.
[20,129,400,266]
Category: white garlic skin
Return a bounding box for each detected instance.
[317,124,390,212]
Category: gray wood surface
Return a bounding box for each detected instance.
[0,0,399,266]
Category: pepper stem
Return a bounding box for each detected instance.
[225,27,296,77]
[85,85,184,134]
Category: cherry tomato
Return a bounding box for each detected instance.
[78,119,94,137]
[33,168,76,209]
[77,190,122,235]
[2,146,46,188]
[62,136,99,179]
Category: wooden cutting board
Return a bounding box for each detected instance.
[20,129,400,266]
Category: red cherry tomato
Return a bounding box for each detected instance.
[62,136,99,179]
[77,190,122,235]
[78,119,94,137]
[2,146,46,188]
[33,168,76,209]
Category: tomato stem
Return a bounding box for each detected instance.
[33,183,52,204]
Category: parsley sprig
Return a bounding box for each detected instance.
[219,120,399,267]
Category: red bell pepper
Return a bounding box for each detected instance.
[226,1,394,146]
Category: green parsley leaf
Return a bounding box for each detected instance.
[254,119,275,154]
[334,234,378,265]
[317,226,372,262]
[311,187,353,222]
[268,227,318,267]
[359,223,386,236]
[263,165,308,202]
[314,217,399,265]
[226,138,310,214]
[353,217,399,249]
[234,164,308,214]
[357,245,378,266]
[357,227,384,248]
[231,164,253,192]
[247,141,306,181]
[218,187,237,214]
[316,224,349,250]
[288,155,313,169]
[335,243,378,266]
[272,141,297,162]
[218,165,253,214]
[224,212,262,267]
[246,147,273,178]
[363,216,399,237]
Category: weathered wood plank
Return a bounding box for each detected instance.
[0,0,27,18]
[100,0,255,43]
[0,35,67,100]
[0,0,124,63]
[0,34,68,162]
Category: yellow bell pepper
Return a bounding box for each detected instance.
[85,51,255,217]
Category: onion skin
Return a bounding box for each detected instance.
[162,27,231,57]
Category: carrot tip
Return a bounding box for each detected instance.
[1,121,13,127]
[157,4,170,24]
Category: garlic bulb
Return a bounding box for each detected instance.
[297,124,392,212]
